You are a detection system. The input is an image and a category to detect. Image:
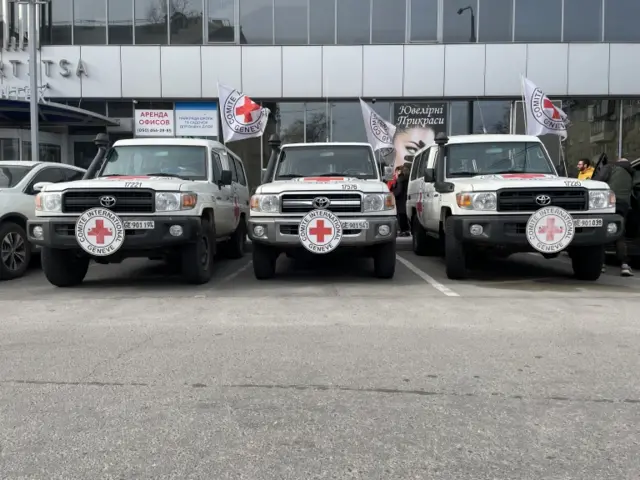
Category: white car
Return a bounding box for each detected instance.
[0,161,85,280]
[406,133,623,280]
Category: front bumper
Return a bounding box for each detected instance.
[450,213,624,249]
[248,216,397,246]
[27,216,202,250]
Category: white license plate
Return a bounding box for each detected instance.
[341,221,369,230]
[123,220,155,230]
[574,218,603,228]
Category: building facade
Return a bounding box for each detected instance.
[0,0,639,186]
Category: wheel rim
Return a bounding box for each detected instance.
[200,235,210,268]
[1,231,27,272]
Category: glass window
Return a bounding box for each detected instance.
[239,0,273,44]
[0,165,34,188]
[478,0,513,42]
[410,0,437,42]
[207,0,235,42]
[443,0,478,43]
[73,142,99,169]
[473,101,511,134]
[450,102,471,135]
[107,101,134,117]
[31,167,66,185]
[275,145,378,179]
[234,158,247,186]
[211,150,223,182]
[100,145,208,180]
[337,0,370,45]
[305,103,329,143]
[64,168,85,181]
[169,0,203,44]
[446,142,555,177]
[108,0,134,44]
[135,0,168,44]
[514,0,561,42]
[228,156,238,181]
[0,139,20,161]
[563,0,602,42]
[276,103,305,144]
[621,100,640,162]
[42,0,72,45]
[309,0,334,44]
[604,0,640,42]
[23,143,61,163]
[372,0,406,43]
[275,0,307,44]
[74,0,106,45]
[330,102,367,143]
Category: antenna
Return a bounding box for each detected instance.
[475,97,487,134]
[324,71,330,142]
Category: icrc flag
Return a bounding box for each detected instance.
[522,77,568,139]
[217,83,270,143]
[359,99,396,151]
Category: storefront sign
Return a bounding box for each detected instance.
[134,109,175,137]
[393,102,448,133]
[0,84,48,102]
[175,102,218,137]
[0,58,88,79]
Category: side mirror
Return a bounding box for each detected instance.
[423,168,435,183]
[219,169,233,186]
[32,181,51,193]
[383,166,394,181]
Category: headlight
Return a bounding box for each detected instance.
[35,192,62,212]
[250,194,279,213]
[155,192,197,212]
[456,192,497,211]
[364,193,395,212]
[589,190,615,209]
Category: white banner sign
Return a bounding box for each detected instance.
[175,102,218,137]
[134,109,175,137]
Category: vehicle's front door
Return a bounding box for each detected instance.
[424,147,440,232]
[406,151,423,221]
[232,158,250,223]
[211,149,234,236]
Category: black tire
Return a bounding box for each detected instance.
[253,242,277,279]
[0,222,31,280]
[373,241,396,279]
[222,217,247,259]
[571,245,604,281]
[444,217,467,280]
[181,218,215,284]
[41,247,89,287]
[411,215,440,256]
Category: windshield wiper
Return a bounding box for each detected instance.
[145,172,186,179]
[448,171,477,177]
[315,172,361,177]
[276,174,303,179]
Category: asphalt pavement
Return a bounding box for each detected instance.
[1,240,640,479]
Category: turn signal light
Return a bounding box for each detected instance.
[609,190,616,207]
[456,193,472,208]
[250,196,259,209]
[384,193,395,209]
[34,193,42,211]
[181,193,198,209]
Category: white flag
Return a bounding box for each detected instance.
[217,83,270,143]
[522,77,568,139]
[359,99,396,151]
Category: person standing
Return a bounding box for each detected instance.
[392,163,411,236]
[576,158,595,180]
[594,158,634,276]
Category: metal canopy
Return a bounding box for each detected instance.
[0,99,120,127]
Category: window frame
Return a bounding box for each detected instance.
[233,158,247,186]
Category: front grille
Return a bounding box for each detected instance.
[280,193,361,214]
[279,225,361,236]
[62,189,155,214]
[497,188,588,212]
[504,222,587,235]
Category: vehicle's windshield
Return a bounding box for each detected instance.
[100,145,208,180]
[274,145,378,180]
[0,165,34,188]
[445,142,555,177]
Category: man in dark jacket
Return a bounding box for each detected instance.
[392,163,411,236]
[594,158,634,276]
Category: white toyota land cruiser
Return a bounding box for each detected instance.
[248,137,397,280]
[407,133,623,281]
[27,137,249,287]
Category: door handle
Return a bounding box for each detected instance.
[433,193,439,197]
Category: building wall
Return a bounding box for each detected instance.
[2,43,640,100]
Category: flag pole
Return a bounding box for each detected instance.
[520,75,528,134]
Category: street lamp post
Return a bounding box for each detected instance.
[457,6,477,43]
[12,0,48,162]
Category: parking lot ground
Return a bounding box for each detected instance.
[1,241,640,479]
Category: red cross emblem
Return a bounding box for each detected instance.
[87,219,113,245]
[416,192,424,214]
[233,195,240,220]
[538,217,564,242]
[308,219,333,243]
[235,96,261,123]
[543,98,561,120]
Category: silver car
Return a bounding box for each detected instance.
[0,161,85,280]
